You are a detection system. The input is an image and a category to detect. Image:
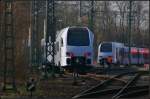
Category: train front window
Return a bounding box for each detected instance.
[100,43,112,52]
[67,28,90,46]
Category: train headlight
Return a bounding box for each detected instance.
[66,52,74,57]
[107,56,112,63]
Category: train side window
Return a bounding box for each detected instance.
[56,42,59,52]
[120,48,124,59]
[61,38,63,47]
[54,43,56,54]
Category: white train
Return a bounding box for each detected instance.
[97,42,124,65]
[97,42,150,66]
[54,26,94,68]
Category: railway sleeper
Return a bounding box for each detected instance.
[120,88,148,98]
[112,73,142,99]
[72,85,148,98]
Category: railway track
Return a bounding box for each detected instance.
[72,71,149,99]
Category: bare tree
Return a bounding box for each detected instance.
[115,1,128,43]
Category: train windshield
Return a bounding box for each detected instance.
[100,43,112,52]
[67,28,90,46]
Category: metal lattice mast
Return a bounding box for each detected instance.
[3,0,16,90]
[80,1,95,28]
[31,0,39,70]
[89,0,94,32]
[0,1,2,38]
[79,1,85,26]
[46,0,56,76]
[128,0,132,66]
[0,1,3,60]
[79,1,86,19]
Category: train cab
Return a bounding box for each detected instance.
[54,26,94,68]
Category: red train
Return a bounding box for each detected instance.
[98,42,150,66]
[118,47,149,65]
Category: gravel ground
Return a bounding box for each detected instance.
[0,73,149,98]
[37,75,100,98]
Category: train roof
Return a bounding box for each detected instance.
[123,47,149,54]
[139,48,149,54]
[69,26,88,29]
[58,26,88,31]
[100,41,123,44]
[56,26,91,38]
[99,41,124,46]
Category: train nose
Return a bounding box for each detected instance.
[71,57,86,65]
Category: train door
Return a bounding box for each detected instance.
[112,43,116,63]
[124,48,129,65]
[137,49,140,65]
[116,48,120,64]
[116,47,123,65]
[119,48,124,65]
[139,51,144,65]
[55,41,59,66]
[60,38,65,65]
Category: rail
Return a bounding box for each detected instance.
[72,71,148,99]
